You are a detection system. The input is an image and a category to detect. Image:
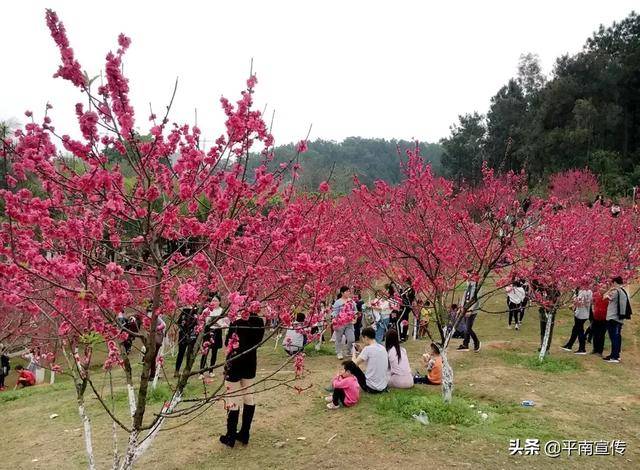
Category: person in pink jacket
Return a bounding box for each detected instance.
[325,361,361,409]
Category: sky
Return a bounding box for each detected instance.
[1,0,638,147]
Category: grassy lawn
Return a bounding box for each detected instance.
[1,290,639,469]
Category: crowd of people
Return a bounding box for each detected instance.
[0,275,632,450]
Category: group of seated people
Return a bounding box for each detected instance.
[324,327,442,410]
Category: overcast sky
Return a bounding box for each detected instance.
[1,1,637,146]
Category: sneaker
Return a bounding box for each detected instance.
[326,403,340,410]
[602,355,612,361]
[574,351,587,355]
[208,371,215,378]
[324,396,333,403]
[561,347,572,352]
[474,342,481,353]
[515,323,520,331]
[457,345,470,351]
[605,358,620,363]
[337,354,344,360]
[198,374,204,379]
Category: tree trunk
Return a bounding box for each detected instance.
[119,430,139,470]
[538,310,555,361]
[77,397,96,470]
[440,347,454,404]
[133,391,183,461]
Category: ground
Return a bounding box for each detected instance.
[1,290,639,470]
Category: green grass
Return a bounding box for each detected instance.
[375,388,481,426]
[302,343,336,357]
[493,350,582,373]
[373,387,563,444]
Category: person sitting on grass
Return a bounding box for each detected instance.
[14,365,36,388]
[413,342,442,385]
[352,326,388,393]
[325,360,361,410]
[385,329,413,389]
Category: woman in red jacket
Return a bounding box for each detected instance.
[590,289,609,356]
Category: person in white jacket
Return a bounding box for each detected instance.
[506,281,526,330]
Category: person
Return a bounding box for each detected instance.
[23,349,37,375]
[325,360,361,410]
[414,342,443,385]
[416,300,431,339]
[351,327,388,393]
[200,295,225,378]
[219,309,265,447]
[370,289,392,344]
[14,365,36,388]
[519,279,530,324]
[506,280,526,330]
[446,304,466,339]
[353,290,365,342]
[458,276,481,352]
[388,283,401,327]
[590,288,609,356]
[175,306,198,377]
[332,286,356,360]
[603,277,629,363]
[282,312,307,355]
[147,310,166,380]
[398,278,415,342]
[0,346,9,391]
[561,287,593,355]
[385,329,413,389]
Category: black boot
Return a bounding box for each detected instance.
[236,404,256,445]
[219,409,239,448]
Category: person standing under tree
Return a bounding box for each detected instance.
[590,287,609,356]
[505,280,526,330]
[174,305,198,378]
[561,286,593,355]
[458,274,481,352]
[200,294,224,378]
[332,286,356,360]
[219,309,265,447]
[398,278,415,342]
[603,277,631,363]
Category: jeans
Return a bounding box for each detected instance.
[606,320,623,359]
[564,317,587,351]
[591,320,607,354]
[375,317,390,344]
[334,324,355,356]
[462,314,479,349]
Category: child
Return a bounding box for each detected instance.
[325,360,361,409]
[414,342,442,385]
[15,365,36,388]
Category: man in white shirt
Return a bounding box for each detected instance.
[352,327,388,393]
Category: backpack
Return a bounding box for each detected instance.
[617,288,633,320]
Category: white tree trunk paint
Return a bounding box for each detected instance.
[78,401,96,470]
[132,391,183,462]
[538,311,554,362]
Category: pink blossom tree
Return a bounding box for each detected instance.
[0,10,340,469]
[348,149,529,402]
